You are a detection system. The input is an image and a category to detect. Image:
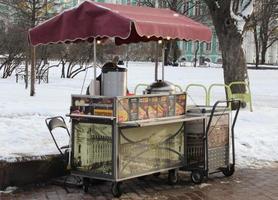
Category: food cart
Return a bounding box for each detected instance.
[29,1,240,197]
[67,95,240,196]
[68,93,190,195]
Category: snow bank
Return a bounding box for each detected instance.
[0,62,277,168]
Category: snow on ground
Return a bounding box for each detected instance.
[0,62,278,168]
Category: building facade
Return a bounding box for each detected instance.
[242,31,278,64]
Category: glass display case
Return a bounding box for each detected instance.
[69,93,191,181]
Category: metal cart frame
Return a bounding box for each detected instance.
[69,93,204,197]
[183,100,241,183]
[68,96,240,196]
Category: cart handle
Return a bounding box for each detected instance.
[206,100,241,135]
[205,100,241,174]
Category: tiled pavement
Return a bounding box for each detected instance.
[1,167,278,200]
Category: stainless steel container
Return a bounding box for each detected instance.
[145,80,175,94]
[101,66,127,96]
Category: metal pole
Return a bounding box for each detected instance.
[125,45,129,68]
[155,42,159,81]
[154,0,159,81]
[30,46,36,96]
[162,41,165,81]
[94,38,97,94]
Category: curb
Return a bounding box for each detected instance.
[0,155,68,189]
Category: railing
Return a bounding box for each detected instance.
[185,82,253,112]
[185,84,209,106]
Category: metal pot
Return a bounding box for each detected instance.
[145,80,176,94]
[101,65,127,96]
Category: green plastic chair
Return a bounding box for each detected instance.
[229,81,253,112]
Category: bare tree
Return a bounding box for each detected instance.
[248,0,278,67]
[258,0,277,64]
[0,0,58,96]
[0,25,25,78]
[56,43,96,79]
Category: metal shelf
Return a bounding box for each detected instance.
[119,115,206,128]
[67,114,116,120]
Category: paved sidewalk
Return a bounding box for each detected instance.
[1,168,278,200]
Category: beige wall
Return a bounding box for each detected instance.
[243,31,278,64]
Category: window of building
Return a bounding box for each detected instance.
[206,43,211,51]
[195,2,201,16]
[184,0,189,15]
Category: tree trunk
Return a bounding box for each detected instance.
[194,42,199,67]
[30,46,36,96]
[60,59,65,78]
[25,58,28,89]
[253,26,260,68]
[220,34,247,93]
[260,43,267,64]
[205,1,247,95]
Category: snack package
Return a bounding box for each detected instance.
[118,99,129,122]
[94,108,113,116]
[139,97,149,120]
[129,98,139,121]
[168,95,175,116]
[175,94,186,115]
[92,98,114,117]
[148,97,158,119]
[157,96,169,117]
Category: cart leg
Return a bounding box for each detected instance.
[111,182,122,198]
[190,170,204,184]
[221,164,235,177]
[83,177,90,193]
[168,169,178,185]
[138,175,147,180]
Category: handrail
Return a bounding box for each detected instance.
[134,83,149,95]
[185,84,209,106]
[174,84,183,92]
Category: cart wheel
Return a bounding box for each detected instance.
[241,101,247,108]
[83,177,90,193]
[168,169,178,185]
[111,182,122,198]
[191,170,204,184]
[153,172,161,177]
[222,164,235,177]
